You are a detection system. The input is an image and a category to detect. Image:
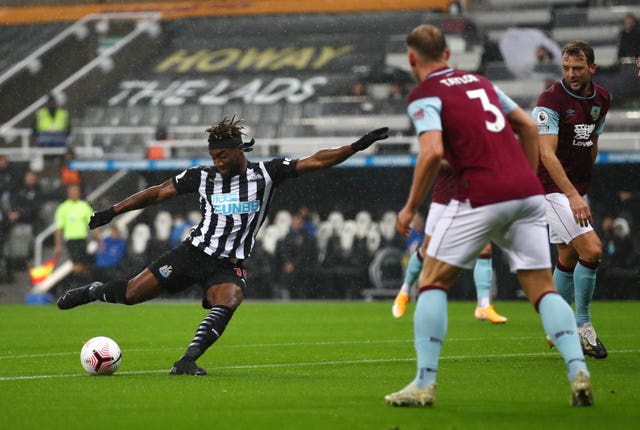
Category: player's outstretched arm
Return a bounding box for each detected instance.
[295,127,388,175]
[89,179,178,230]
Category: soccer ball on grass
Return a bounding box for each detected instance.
[80,336,122,375]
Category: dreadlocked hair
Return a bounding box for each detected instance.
[205,115,246,142]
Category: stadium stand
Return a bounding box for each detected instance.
[0,0,639,302]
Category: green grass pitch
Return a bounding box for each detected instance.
[1,300,638,430]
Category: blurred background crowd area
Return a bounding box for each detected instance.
[0,0,639,302]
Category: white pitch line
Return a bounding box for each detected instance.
[0,336,557,361]
[1,349,638,382]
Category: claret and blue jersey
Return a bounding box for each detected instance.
[532,80,611,195]
[407,67,543,207]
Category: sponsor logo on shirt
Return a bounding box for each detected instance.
[572,123,596,147]
[212,193,261,215]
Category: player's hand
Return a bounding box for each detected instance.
[396,205,415,237]
[568,194,591,227]
[89,207,117,230]
[351,127,389,151]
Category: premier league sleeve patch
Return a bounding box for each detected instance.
[531,107,558,134]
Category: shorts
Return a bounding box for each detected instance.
[427,196,551,272]
[147,242,247,295]
[424,202,447,236]
[544,192,594,244]
[66,239,93,265]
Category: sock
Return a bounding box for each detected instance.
[574,258,599,327]
[92,280,130,305]
[553,262,575,305]
[413,288,448,387]
[402,250,424,293]
[181,305,235,362]
[398,282,411,295]
[537,293,589,381]
[473,256,492,308]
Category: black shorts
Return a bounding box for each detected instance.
[147,242,247,295]
[66,239,93,265]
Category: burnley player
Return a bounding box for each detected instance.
[392,166,507,324]
[532,40,610,359]
[385,24,593,407]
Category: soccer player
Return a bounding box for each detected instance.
[392,167,507,323]
[385,24,593,407]
[532,40,610,359]
[56,116,389,375]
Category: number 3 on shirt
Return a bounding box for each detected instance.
[466,89,505,133]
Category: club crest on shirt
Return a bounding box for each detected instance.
[590,106,601,121]
[158,265,173,278]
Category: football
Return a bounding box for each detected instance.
[80,336,122,375]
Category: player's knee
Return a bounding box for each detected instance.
[207,283,244,309]
[580,243,602,263]
[124,289,141,305]
[124,282,154,305]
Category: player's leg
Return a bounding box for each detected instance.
[500,196,592,405]
[171,282,244,375]
[518,270,592,406]
[472,242,507,323]
[545,192,585,306]
[57,268,162,309]
[554,243,578,304]
[393,238,428,318]
[57,244,186,309]
[386,257,460,406]
[387,199,483,406]
[393,203,444,318]
[570,231,607,359]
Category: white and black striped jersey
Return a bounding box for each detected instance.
[172,158,298,260]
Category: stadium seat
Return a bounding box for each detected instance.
[142,105,163,126]
[273,210,292,238]
[180,104,203,126]
[260,224,281,256]
[327,211,345,236]
[130,223,151,255]
[153,211,173,242]
[355,210,373,239]
[260,104,284,123]
[315,221,333,256]
[378,211,398,242]
[339,220,357,254]
[366,225,382,254]
[4,223,34,265]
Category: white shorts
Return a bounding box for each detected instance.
[424,202,447,236]
[545,193,594,244]
[427,196,551,271]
